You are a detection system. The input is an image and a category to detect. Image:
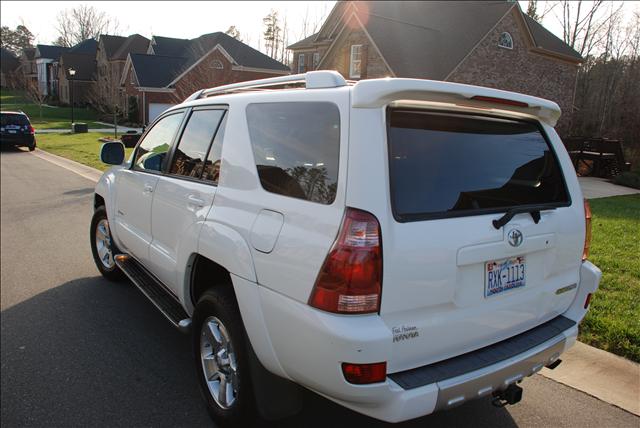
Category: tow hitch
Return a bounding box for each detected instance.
[492,383,523,407]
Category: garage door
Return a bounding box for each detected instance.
[149,103,176,124]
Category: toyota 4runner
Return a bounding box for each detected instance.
[91,71,601,425]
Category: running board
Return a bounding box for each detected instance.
[115,254,191,333]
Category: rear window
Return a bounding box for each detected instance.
[1,114,30,126]
[387,110,569,221]
[246,102,340,204]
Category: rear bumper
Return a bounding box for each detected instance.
[1,134,35,147]
[244,261,601,423]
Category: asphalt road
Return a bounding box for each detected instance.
[1,147,638,428]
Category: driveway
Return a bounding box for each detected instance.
[1,147,638,427]
[578,176,639,199]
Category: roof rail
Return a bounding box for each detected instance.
[184,70,347,102]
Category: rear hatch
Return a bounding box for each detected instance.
[378,108,583,373]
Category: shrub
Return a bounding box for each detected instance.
[614,171,640,189]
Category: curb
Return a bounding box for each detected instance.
[539,341,639,416]
[31,148,102,183]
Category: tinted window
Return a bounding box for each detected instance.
[1,114,30,126]
[169,109,224,179]
[388,110,569,221]
[134,113,184,172]
[202,114,227,184]
[246,102,340,204]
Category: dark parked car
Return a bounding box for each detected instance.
[1,111,36,151]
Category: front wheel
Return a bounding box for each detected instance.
[90,206,125,281]
[193,288,256,426]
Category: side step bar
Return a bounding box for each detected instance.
[115,254,191,333]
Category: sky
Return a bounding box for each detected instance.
[1,1,638,55]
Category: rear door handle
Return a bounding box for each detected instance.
[143,184,154,193]
[187,194,205,207]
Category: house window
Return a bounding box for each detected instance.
[498,32,513,49]
[313,52,320,69]
[130,70,135,85]
[211,59,224,69]
[349,45,362,79]
[298,54,305,73]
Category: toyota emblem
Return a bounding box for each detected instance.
[508,229,523,247]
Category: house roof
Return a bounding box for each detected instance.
[523,14,582,60]
[69,38,98,56]
[291,1,582,80]
[150,36,190,57]
[129,54,187,87]
[112,34,150,60]
[35,44,69,60]
[60,53,96,80]
[1,48,20,73]
[99,34,127,59]
[130,32,289,88]
[21,47,36,61]
[287,33,319,50]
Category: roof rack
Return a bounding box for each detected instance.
[184,70,348,102]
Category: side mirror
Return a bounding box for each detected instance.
[100,141,125,165]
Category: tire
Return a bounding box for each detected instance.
[90,206,125,281]
[28,142,35,151]
[193,287,256,426]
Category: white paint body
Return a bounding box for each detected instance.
[95,74,601,422]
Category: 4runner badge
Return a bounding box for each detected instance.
[392,325,419,343]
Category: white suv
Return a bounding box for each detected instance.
[91,71,601,425]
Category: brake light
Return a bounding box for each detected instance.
[583,199,592,261]
[308,208,382,314]
[342,362,386,384]
[471,95,528,108]
[28,125,35,134]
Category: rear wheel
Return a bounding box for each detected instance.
[28,142,35,151]
[90,206,125,281]
[193,287,255,426]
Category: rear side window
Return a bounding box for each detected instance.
[1,114,30,126]
[387,110,569,221]
[169,109,225,180]
[246,102,340,204]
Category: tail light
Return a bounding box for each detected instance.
[308,208,382,314]
[583,199,592,261]
[342,362,386,384]
[28,125,35,134]
[584,293,593,309]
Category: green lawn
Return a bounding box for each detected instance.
[579,194,640,362]
[1,88,108,130]
[37,132,133,171]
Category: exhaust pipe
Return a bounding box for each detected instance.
[492,383,523,407]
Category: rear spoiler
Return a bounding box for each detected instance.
[351,78,561,127]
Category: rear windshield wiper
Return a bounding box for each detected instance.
[492,206,554,229]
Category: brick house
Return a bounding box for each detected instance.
[121,32,290,124]
[18,47,38,89]
[57,39,98,106]
[95,34,150,113]
[288,1,583,134]
[0,48,20,87]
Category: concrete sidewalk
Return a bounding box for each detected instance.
[578,176,640,199]
[540,341,640,416]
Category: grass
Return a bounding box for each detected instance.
[1,88,108,130]
[579,194,640,362]
[37,132,133,171]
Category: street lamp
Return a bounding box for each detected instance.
[68,67,76,127]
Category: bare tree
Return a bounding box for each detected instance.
[54,4,120,47]
[25,79,46,122]
[262,10,281,59]
[225,26,242,41]
[555,0,617,58]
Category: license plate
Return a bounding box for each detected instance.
[8,130,17,134]
[485,256,526,297]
